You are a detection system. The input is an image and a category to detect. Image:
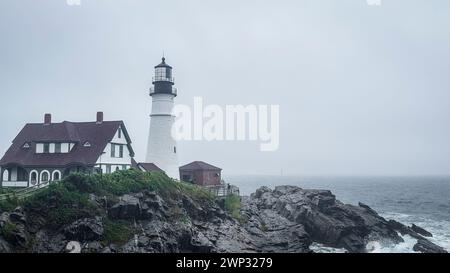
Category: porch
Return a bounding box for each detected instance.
[1,165,29,188]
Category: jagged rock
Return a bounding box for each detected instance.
[9,212,26,225]
[83,241,103,253]
[413,239,447,253]
[64,217,104,241]
[141,191,166,220]
[0,212,28,248]
[182,196,208,220]
[0,212,9,228]
[0,183,446,254]
[411,224,433,237]
[0,237,11,253]
[31,231,67,253]
[248,186,409,253]
[108,194,141,219]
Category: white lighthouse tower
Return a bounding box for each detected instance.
[145,57,179,179]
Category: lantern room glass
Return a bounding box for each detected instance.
[155,67,172,82]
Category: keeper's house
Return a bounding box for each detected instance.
[0,112,135,188]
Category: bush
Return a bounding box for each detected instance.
[102,219,135,245]
[23,182,100,229]
[224,194,243,222]
[0,221,18,242]
[0,195,21,212]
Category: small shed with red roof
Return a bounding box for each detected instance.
[179,161,222,186]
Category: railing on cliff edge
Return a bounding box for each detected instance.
[204,181,240,198]
[0,181,55,201]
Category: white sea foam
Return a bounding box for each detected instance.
[381,212,450,252]
[310,243,346,253]
[366,235,418,253]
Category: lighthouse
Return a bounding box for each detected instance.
[145,57,179,179]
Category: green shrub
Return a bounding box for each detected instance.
[224,194,243,222]
[23,182,100,229]
[0,195,21,212]
[1,221,18,242]
[102,219,135,245]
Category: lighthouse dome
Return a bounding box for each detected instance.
[155,57,172,69]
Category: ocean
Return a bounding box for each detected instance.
[224,175,450,253]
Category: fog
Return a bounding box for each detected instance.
[1,0,449,176]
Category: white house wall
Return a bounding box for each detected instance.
[95,127,132,173]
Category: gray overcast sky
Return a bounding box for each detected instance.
[1,0,449,176]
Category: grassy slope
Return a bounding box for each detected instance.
[0,169,246,249]
[0,169,219,246]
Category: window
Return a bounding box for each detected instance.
[36,143,44,153]
[41,172,49,183]
[118,128,122,139]
[61,143,70,153]
[55,143,61,153]
[174,146,177,154]
[30,172,38,185]
[115,166,120,172]
[2,169,9,182]
[111,144,116,157]
[106,165,111,174]
[182,174,193,183]
[52,171,61,181]
[23,143,30,149]
[43,143,50,153]
[119,145,123,158]
[83,142,91,147]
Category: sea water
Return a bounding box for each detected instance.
[224,175,450,253]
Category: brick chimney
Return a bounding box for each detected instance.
[44,113,51,125]
[96,111,104,124]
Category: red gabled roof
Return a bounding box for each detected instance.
[131,159,164,172]
[0,121,134,167]
[139,163,164,172]
[179,161,222,171]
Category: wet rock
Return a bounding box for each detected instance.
[413,239,447,253]
[247,186,408,253]
[108,194,141,220]
[83,241,103,253]
[411,224,432,237]
[64,217,104,242]
[32,231,67,253]
[0,182,446,254]
[0,212,28,248]
[0,237,11,253]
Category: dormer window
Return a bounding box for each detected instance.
[43,143,50,153]
[83,141,91,147]
[55,143,61,153]
[22,143,31,149]
[36,142,74,154]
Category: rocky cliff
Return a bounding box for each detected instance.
[0,171,446,253]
